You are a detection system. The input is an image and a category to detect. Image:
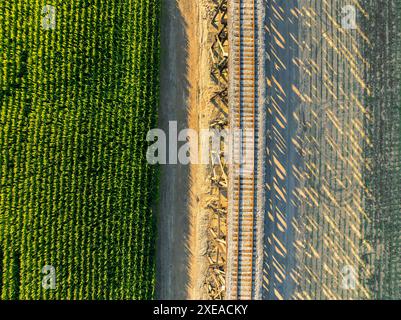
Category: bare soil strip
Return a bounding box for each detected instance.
[157,0,215,300]
[157,0,192,299]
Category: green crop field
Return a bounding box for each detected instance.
[0,0,160,299]
[362,0,401,300]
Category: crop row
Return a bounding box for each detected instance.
[0,0,160,299]
[361,0,401,300]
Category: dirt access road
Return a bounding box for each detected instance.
[156,0,192,300]
[156,0,210,299]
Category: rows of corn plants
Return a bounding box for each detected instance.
[0,0,160,299]
[361,0,401,299]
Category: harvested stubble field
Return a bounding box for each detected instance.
[0,0,160,299]
[263,0,400,300]
[264,0,370,299]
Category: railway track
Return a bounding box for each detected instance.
[227,0,264,300]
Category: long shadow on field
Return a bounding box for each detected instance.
[263,0,301,300]
[156,0,191,299]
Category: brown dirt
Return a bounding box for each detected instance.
[187,0,219,300]
[156,0,216,300]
